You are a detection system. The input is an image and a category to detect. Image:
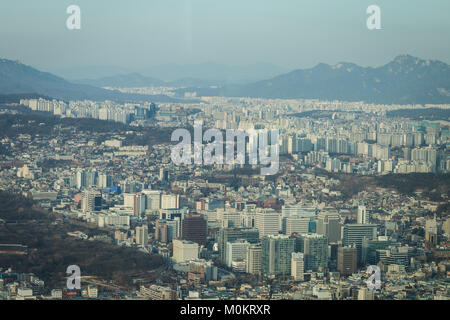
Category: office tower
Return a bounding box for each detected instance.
[295,234,328,272]
[159,168,169,183]
[134,193,146,216]
[155,218,179,242]
[124,193,146,216]
[81,189,102,212]
[219,211,241,228]
[225,240,249,267]
[377,246,410,266]
[255,209,281,239]
[144,190,161,211]
[357,205,368,224]
[337,246,358,276]
[135,225,148,247]
[182,214,207,246]
[281,205,316,219]
[316,210,341,242]
[342,224,377,264]
[284,216,310,235]
[362,238,391,265]
[261,234,295,276]
[161,194,179,209]
[217,227,259,262]
[291,252,305,281]
[246,244,262,275]
[124,193,135,209]
[155,220,169,243]
[329,242,339,261]
[425,215,438,249]
[172,239,199,263]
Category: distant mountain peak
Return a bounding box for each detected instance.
[193,55,450,104]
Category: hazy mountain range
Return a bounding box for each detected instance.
[1,55,450,105]
[176,55,450,105]
[0,59,182,103]
[53,62,289,86]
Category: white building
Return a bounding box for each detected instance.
[291,252,305,281]
[225,240,249,267]
[255,209,281,239]
[173,239,199,263]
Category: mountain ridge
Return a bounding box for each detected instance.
[175,55,450,104]
[0,59,183,103]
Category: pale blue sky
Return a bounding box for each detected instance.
[0,0,449,71]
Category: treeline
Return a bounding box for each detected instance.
[322,171,450,200]
[373,173,450,198]
[0,113,131,137]
[0,112,175,147]
[0,191,164,289]
[386,108,450,120]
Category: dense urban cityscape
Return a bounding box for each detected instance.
[0,94,449,301]
[0,2,449,313]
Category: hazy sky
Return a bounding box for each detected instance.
[1,0,449,72]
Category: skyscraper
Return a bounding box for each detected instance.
[357,205,368,224]
[342,224,377,264]
[182,214,207,246]
[217,227,259,262]
[226,240,249,267]
[255,209,281,239]
[425,215,438,249]
[261,234,295,276]
[295,233,328,272]
[246,244,262,275]
[316,210,341,243]
[337,246,358,276]
[291,252,305,281]
[81,189,102,212]
[135,225,148,247]
[284,216,310,235]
